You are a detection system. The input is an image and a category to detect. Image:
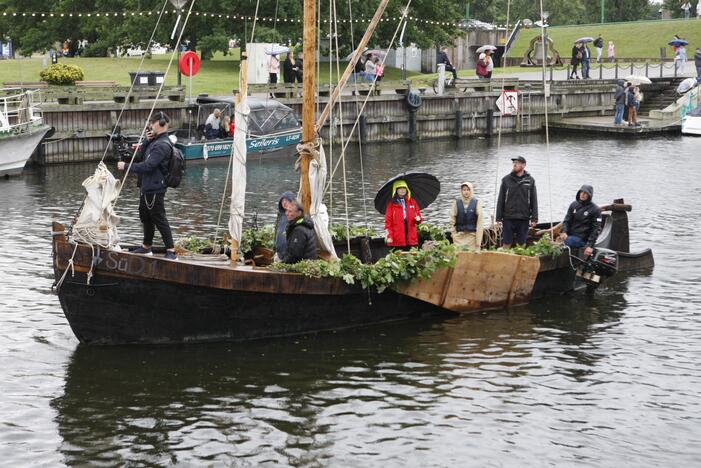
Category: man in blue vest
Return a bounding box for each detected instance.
[450,181,484,251]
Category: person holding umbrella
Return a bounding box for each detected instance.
[570,43,582,79]
[384,180,422,249]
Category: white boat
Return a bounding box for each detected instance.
[681,105,701,135]
[0,89,53,177]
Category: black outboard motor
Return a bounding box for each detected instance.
[574,248,619,292]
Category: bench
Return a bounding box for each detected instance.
[3,81,49,89]
[75,80,118,88]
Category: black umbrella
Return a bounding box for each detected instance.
[374,172,441,214]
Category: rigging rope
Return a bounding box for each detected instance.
[492,0,511,221]
[111,0,197,210]
[324,0,412,196]
[538,0,554,236]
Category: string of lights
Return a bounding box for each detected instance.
[0,10,513,29]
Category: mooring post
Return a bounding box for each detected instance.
[566,64,570,79]
[486,109,493,137]
[645,62,649,77]
[359,114,368,143]
[408,109,417,142]
[660,60,664,78]
[630,62,634,75]
[615,62,619,79]
[599,63,603,80]
[454,109,463,139]
[549,66,553,82]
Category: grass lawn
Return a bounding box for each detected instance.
[1,49,420,96]
[510,18,701,59]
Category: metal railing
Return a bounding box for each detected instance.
[0,89,42,133]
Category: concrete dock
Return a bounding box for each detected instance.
[548,115,681,135]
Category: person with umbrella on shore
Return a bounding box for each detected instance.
[570,42,582,79]
[374,173,440,250]
[670,38,689,75]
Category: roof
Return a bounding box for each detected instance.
[196,95,293,112]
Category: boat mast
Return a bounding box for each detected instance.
[299,0,317,213]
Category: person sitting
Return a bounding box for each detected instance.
[204,108,222,140]
[220,115,232,138]
[450,182,483,251]
[437,47,458,81]
[282,200,317,264]
[384,180,422,249]
[274,191,296,261]
[558,184,601,258]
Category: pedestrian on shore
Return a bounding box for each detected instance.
[437,47,458,81]
[364,54,377,82]
[476,50,490,80]
[486,49,494,78]
[384,180,422,250]
[582,43,591,78]
[282,200,317,264]
[558,185,601,258]
[626,82,639,127]
[593,34,604,63]
[682,1,692,19]
[116,112,177,260]
[675,45,688,75]
[374,56,384,81]
[294,52,303,84]
[274,191,296,261]
[608,41,615,62]
[283,52,295,83]
[634,85,644,116]
[570,43,582,79]
[496,156,538,248]
[694,48,701,81]
[614,80,626,125]
[697,1,701,18]
[450,182,483,251]
[269,54,279,85]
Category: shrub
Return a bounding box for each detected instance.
[39,63,85,85]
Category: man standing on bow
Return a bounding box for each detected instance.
[117,112,177,260]
[496,156,538,248]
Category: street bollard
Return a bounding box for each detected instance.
[599,64,603,80]
[645,62,649,78]
[436,63,445,96]
[660,60,663,78]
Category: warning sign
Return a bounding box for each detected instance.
[496,90,519,116]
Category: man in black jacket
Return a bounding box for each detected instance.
[437,47,458,81]
[282,200,317,264]
[117,112,177,260]
[559,185,601,258]
[496,156,538,248]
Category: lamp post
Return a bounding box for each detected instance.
[600,0,605,24]
[169,0,189,86]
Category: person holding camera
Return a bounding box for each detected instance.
[117,112,177,260]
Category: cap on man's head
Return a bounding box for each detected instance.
[511,156,527,164]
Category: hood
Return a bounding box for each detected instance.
[278,191,296,213]
[576,184,594,203]
[392,179,412,199]
[460,181,474,202]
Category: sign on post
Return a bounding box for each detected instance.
[496,90,519,116]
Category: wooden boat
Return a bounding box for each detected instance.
[50,1,653,345]
[174,96,301,160]
[0,89,53,177]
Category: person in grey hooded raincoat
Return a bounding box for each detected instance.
[449,181,484,251]
[559,184,601,257]
[274,191,296,261]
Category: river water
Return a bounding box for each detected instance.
[1,135,700,466]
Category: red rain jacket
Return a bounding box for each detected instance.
[385,197,422,247]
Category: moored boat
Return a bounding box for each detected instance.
[0,89,54,177]
[174,95,301,160]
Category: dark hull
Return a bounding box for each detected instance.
[56,271,451,345]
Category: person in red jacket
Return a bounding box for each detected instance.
[384,180,422,249]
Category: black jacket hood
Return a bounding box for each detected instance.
[576,184,594,203]
[278,191,296,213]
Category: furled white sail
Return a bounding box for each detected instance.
[227,79,250,256]
[299,139,337,259]
[73,162,121,248]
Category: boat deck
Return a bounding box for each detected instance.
[548,115,681,135]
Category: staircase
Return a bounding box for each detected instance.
[639,77,686,116]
